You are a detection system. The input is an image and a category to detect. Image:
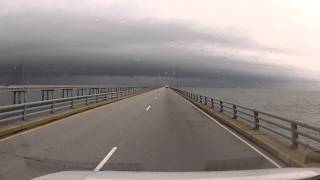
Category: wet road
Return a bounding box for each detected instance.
[0,88,278,180]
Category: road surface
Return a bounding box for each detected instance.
[0,88,279,180]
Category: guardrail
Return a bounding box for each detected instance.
[174,88,320,152]
[0,87,146,124]
[0,85,139,91]
[0,86,142,105]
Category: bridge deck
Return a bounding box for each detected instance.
[0,88,279,180]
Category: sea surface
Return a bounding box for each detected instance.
[183,87,320,127]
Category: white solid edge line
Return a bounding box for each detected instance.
[94,147,118,172]
[183,98,282,168]
[146,105,151,111]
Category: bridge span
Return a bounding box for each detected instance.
[0,87,285,180]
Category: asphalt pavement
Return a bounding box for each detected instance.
[0,88,278,180]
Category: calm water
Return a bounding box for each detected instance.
[183,88,320,127]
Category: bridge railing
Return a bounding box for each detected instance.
[0,86,141,105]
[174,88,320,152]
[0,87,145,124]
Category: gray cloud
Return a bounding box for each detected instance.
[0,8,304,86]
[0,10,291,54]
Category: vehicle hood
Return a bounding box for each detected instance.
[33,168,320,180]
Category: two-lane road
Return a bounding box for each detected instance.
[0,88,279,180]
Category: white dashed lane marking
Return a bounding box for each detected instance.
[94,146,118,172]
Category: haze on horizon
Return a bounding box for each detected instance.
[1,0,320,87]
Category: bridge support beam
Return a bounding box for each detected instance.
[77,88,87,96]
[89,88,99,95]
[41,89,54,101]
[12,90,28,104]
[62,88,73,98]
[100,88,106,93]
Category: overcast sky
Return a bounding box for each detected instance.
[1,0,320,83]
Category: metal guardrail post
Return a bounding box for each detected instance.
[211,98,214,108]
[86,96,89,105]
[23,104,27,120]
[71,98,74,109]
[77,88,80,96]
[253,111,259,130]
[220,101,223,112]
[13,91,17,104]
[51,90,54,100]
[41,90,45,100]
[233,105,237,119]
[24,91,28,104]
[51,100,55,113]
[205,97,208,105]
[290,122,298,149]
[200,95,202,103]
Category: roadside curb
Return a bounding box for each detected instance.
[0,90,151,139]
[176,91,317,167]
